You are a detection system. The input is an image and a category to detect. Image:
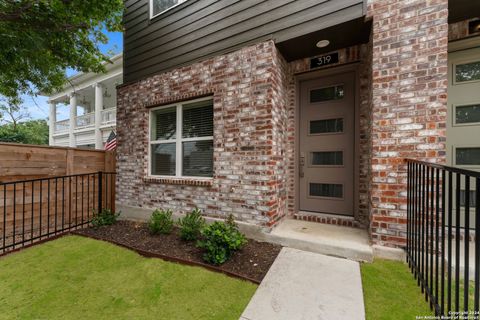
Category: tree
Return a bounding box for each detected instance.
[0,0,123,99]
[0,119,49,145]
[0,97,29,130]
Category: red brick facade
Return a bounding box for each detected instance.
[116,41,289,226]
[117,0,455,249]
[367,0,449,247]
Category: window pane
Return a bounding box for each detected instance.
[456,61,480,82]
[456,147,480,165]
[152,107,176,140]
[455,104,480,124]
[183,100,213,138]
[311,151,343,166]
[310,85,344,103]
[152,0,185,16]
[460,190,477,207]
[310,118,343,134]
[183,141,213,177]
[151,143,176,176]
[309,183,343,198]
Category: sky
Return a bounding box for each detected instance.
[25,31,123,121]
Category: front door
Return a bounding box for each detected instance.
[299,72,355,215]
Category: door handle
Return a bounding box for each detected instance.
[299,152,305,178]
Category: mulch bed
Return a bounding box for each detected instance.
[74,220,282,283]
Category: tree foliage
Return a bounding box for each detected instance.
[0,96,29,130]
[0,119,49,145]
[0,0,123,99]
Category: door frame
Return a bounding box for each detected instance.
[294,63,361,216]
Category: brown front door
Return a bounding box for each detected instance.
[299,72,355,215]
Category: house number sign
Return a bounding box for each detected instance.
[310,52,339,69]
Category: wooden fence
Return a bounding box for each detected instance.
[0,142,115,183]
[0,143,116,253]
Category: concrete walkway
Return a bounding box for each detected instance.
[240,247,365,320]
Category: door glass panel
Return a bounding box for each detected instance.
[309,183,343,198]
[456,61,480,82]
[311,151,343,166]
[455,104,480,124]
[456,147,480,165]
[310,85,344,102]
[310,118,343,134]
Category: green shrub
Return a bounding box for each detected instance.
[148,209,174,235]
[91,209,119,227]
[197,215,247,265]
[178,208,205,241]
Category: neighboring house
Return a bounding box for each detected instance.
[117,0,480,252]
[46,54,122,149]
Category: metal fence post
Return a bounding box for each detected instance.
[97,171,103,214]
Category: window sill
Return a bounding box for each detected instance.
[144,176,213,187]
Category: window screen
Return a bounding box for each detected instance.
[183,101,213,138]
[152,107,176,141]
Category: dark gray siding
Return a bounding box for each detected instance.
[124,0,365,84]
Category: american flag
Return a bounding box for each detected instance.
[104,131,117,151]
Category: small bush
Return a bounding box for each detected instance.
[197,215,247,265]
[91,209,119,227]
[148,209,174,235]
[178,208,205,241]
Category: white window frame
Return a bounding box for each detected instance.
[148,96,214,179]
[149,0,188,19]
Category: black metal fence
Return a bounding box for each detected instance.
[0,171,116,255]
[406,159,480,316]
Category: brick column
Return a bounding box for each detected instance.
[367,0,448,247]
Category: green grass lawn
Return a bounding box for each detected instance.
[0,236,257,320]
[361,259,433,320]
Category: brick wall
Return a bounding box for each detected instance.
[116,41,289,226]
[117,0,451,249]
[367,0,448,247]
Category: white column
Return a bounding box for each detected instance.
[94,83,104,149]
[69,93,77,147]
[48,101,56,146]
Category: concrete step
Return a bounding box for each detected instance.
[266,219,373,262]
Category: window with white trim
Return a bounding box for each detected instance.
[150,98,213,178]
[150,0,187,18]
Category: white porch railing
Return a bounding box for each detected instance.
[54,119,69,133]
[75,113,95,129]
[101,108,116,126]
